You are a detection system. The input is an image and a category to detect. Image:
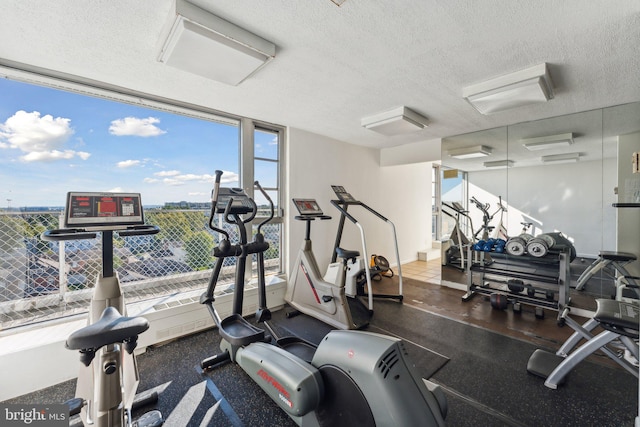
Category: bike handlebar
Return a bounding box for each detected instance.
[41,225,160,241]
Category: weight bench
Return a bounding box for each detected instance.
[575,250,638,293]
[527,298,639,389]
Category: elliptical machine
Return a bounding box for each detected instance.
[199,171,447,426]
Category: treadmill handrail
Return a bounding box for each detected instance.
[329,198,403,310]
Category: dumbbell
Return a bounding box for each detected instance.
[482,239,496,252]
[507,279,525,293]
[473,240,486,251]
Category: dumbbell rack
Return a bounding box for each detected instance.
[462,245,571,316]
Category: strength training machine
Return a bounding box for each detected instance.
[199,171,447,426]
[42,192,163,427]
[527,299,639,389]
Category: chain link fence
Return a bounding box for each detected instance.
[0,210,282,330]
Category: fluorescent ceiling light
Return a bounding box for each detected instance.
[447,145,493,159]
[541,152,580,164]
[158,0,276,86]
[462,63,554,115]
[522,133,574,151]
[483,160,514,169]
[361,106,429,136]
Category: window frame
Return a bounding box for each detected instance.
[0,61,287,277]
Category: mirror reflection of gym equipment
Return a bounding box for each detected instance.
[439,102,640,422]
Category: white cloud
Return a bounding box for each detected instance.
[109,116,166,137]
[220,170,239,184]
[20,149,91,163]
[117,159,141,168]
[154,170,180,177]
[145,170,238,187]
[0,110,74,152]
[0,110,92,163]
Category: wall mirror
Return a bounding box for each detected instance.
[441,101,640,315]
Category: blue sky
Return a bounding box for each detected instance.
[0,78,278,208]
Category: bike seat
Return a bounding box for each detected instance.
[66,306,149,351]
[336,247,360,261]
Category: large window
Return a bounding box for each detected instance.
[0,72,284,329]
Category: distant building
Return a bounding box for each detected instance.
[163,201,210,209]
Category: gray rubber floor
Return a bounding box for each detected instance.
[4,299,637,426]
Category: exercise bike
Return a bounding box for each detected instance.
[470,196,507,241]
[199,171,448,426]
[41,192,163,427]
[287,198,372,330]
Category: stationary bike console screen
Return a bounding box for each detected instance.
[65,192,144,229]
[292,198,324,216]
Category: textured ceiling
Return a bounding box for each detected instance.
[0,1,639,150]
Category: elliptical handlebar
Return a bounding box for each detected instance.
[222,196,258,225]
[207,172,272,240]
[254,181,274,233]
[470,196,490,216]
[208,170,227,236]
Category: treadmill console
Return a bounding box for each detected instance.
[331,185,357,203]
[215,187,254,215]
[65,192,144,230]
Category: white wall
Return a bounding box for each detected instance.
[286,128,431,278]
[379,163,432,260]
[380,138,441,166]
[468,157,617,257]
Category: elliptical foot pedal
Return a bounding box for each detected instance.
[133,410,163,427]
[526,349,564,384]
[276,336,317,363]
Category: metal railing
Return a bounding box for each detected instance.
[0,209,282,330]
